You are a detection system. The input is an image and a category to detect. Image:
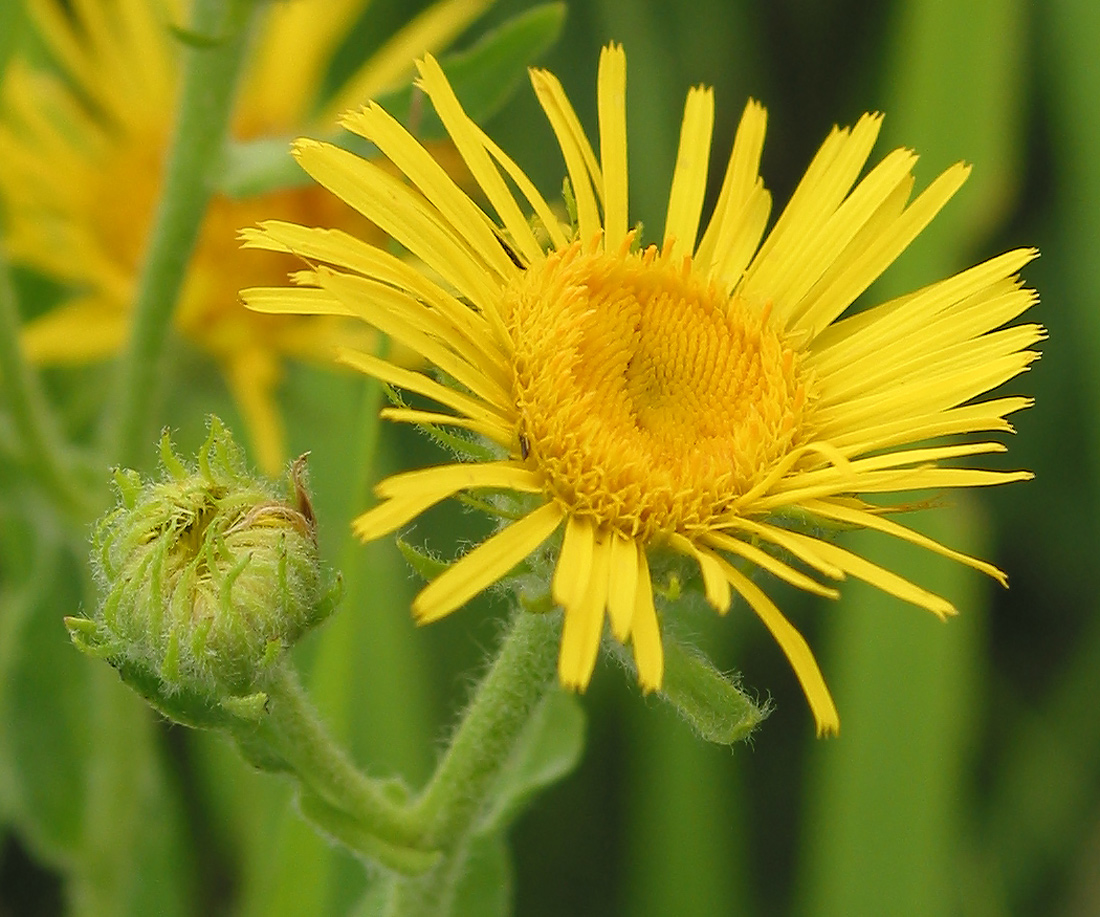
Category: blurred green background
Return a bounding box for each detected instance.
[2,0,1097,915]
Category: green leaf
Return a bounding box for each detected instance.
[478,688,585,835]
[396,536,451,582]
[216,3,566,198]
[167,23,228,48]
[0,544,91,865]
[654,637,769,745]
[373,3,566,136]
[451,832,513,917]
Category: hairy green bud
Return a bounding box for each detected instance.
[69,417,340,724]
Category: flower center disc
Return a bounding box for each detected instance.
[506,242,813,539]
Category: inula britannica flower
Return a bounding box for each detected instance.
[242,44,1040,735]
[0,0,490,473]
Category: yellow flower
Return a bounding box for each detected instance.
[242,44,1040,735]
[0,0,492,473]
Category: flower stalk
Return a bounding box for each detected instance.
[383,608,563,915]
[104,0,260,468]
[239,665,438,873]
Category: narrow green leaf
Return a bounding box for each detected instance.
[451,832,513,917]
[0,546,90,864]
[372,3,566,138]
[217,4,566,199]
[396,536,451,582]
[653,637,769,745]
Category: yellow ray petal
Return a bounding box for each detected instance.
[117,0,175,111]
[813,349,1038,430]
[721,517,846,581]
[781,531,955,619]
[789,440,1008,485]
[353,491,451,542]
[597,43,628,249]
[27,0,105,111]
[816,314,1042,408]
[703,531,840,599]
[378,407,513,447]
[711,185,771,293]
[292,139,504,315]
[722,561,840,737]
[242,0,365,128]
[740,113,884,314]
[630,550,663,692]
[553,514,595,609]
[559,530,611,689]
[316,267,512,412]
[530,67,602,244]
[474,126,569,251]
[412,55,544,266]
[663,86,714,259]
[414,501,564,623]
[826,397,1032,456]
[336,347,508,429]
[606,529,639,641]
[796,163,980,340]
[670,534,731,612]
[375,460,539,500]
[777,147,920,330]
[801,498,1007,586]
[242,221,504,374]
[343,96,520,276]
[696,98,767,270]
[21,297,127,363]
[809,247,1038,368]
[241,285,353,316]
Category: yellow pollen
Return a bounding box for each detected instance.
[506,240,814,540]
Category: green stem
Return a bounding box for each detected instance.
[0,245,91,516]
[416,610,561,843]
[254,665,424,849]
[389,609,562,916]
[103,0,259,469]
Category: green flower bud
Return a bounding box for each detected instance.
[69,417,340,725]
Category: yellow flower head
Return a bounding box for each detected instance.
[243,44,1040,735]
[0,0,491,473]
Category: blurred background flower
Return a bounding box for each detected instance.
[1,0,1097,916]
[0,0,491,474]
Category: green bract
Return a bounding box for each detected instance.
[69,417,340,721]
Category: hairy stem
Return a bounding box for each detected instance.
[388,609,562,916]
[255,665,424,850]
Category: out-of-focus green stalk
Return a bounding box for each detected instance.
[0,246,90,517]
[103,0,260,469]
[798,1,1026,913]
